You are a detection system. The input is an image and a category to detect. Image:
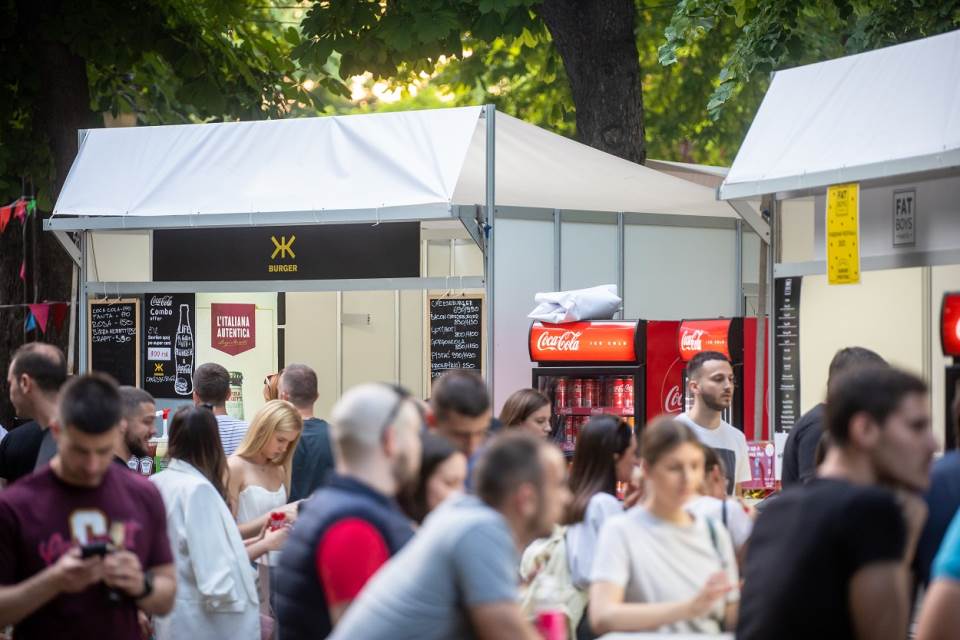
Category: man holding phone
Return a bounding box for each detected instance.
[0,373,176,639]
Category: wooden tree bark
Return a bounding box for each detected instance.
[0,6,97,425]
[539,0,646,164]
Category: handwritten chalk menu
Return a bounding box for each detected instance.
[89,299,140,386]
[775,277,802,431]
[429,296,483,380]
[143,294,196,399]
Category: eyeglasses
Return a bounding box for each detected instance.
[263,373,280,386]
[378,385,412,435]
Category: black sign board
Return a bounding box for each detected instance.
[429,296,483,380]
[153,223,420,281]
[775,277,802,431]
[89,299,140,387]
[143,294,196,399]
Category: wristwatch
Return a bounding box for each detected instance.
[135,570,154,601]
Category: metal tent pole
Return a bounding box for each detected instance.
[483,105,496,401]
[78,231,88,373]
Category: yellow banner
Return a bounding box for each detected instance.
[826,183,860,285]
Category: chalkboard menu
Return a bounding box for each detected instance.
[429,296,483,380]
[143,294,196,399]
[89,299,140,386]
[775,277,802,431]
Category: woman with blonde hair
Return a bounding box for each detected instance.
[228,399,304,538]
[227,399,303,637]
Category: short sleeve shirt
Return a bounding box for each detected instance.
[737,479,905,640]
[677,413,751,495]
[591,506,739,634]
[933,507,960,582]
[0,464,174,639]
[329,494,518,640]
[216,415,249,457]
[0,421,44,484]
[289,418,335,502]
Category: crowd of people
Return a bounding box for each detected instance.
[0,341,959,640]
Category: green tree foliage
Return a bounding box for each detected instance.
[312,2,765,165]
[0,0,342,206]
[660,0,960,119]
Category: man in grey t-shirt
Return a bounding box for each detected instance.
[330,433,571,640]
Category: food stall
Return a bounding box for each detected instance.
[720,29,960,447]
[47,105,764,422]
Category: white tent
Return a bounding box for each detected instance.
[719,29,960,436]
[721,29,960,201]
[47,105,758,400]
[53,105,739,226]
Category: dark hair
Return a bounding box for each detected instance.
[194,363,230,405]
[640,416,702,466]
[432,370,490,421]
[168,406,229,501]
[562,416,632,525]
[474,432,544,508]
[398,433,461,524]
[686,351,731,379]
[499,389,550,428]
[118,386,154,420]
[59,373,122,435]
[279,364,318,408]
[827,347,886,387]
[11,343,67,393]
[702,444,726,476]
[826,367,928,445]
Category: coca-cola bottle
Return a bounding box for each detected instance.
[174,304,194,396]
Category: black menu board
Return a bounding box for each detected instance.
[775,277,802,431]
[88,299,140,386]
[143,294,196,399]
[429,296,483,380]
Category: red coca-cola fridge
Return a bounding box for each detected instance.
[529,319,684,454]
[677,317,769,441]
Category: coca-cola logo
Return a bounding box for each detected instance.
[664,385,682,413]
[536,330,582,352]
[680,328,705,352]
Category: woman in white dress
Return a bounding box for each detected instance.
[151,406,288,640]
[227,399,303,632]
[590,417,740,635]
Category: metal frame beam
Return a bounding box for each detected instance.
[719,151,960,201]
[52,230,81,267]
[727,199,770,243]
[774,248,960,278]
[44,204,455,232]
[83,277,486,296]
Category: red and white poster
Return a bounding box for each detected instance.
[211,303,256,356]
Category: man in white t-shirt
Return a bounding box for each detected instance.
[676,351,750,495]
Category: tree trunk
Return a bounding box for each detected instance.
[0,3,97,425]
[539,0,645,164]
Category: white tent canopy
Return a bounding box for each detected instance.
[52,105,738,229]
[720,29,960,201]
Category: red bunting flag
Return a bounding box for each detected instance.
[0,205,10,233]
[51,303,69,332]
[13,199,26,223]
[18,261,25,281]
[28,304,50,334]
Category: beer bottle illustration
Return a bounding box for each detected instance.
[174,304,194,395]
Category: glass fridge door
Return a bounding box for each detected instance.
[536,372,637,454]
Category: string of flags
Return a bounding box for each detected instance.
[23,302,70,335]
[0,196,37,234]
